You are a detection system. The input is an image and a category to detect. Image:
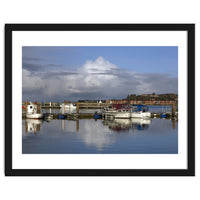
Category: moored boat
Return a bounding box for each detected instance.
[26,102,43,119]
[131,105,151,119]
[103,104,131,119]
[160,113,167,118]
[58,115,66,119]
[94,112,102,119]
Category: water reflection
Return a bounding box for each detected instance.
[78,120,115,151]
[102,119,131,132]
[131,118,151,131]
[23,117,178,154]
[60,119,80,132]
[24,118,176,136]
[102,118,151,132]
[172,119,176,130]
[25,119,43,135]
[61,119,65,130]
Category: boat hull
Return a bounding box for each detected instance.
[103,111,131,119]
[160,113,167,118]
[26,113,43,119]
[115,112,131,119]
[58,115,66,119]
[131,112,151,118]
[94,114,102,119]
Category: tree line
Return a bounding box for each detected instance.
[127,93,177,102]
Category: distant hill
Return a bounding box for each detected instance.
[127,93,178,101]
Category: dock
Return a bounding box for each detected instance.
[22,113,95,120]
[41,105,61,109]
[40,102,109,109]
[78,102,109,109]
[22,112,177,120]
[22,102,178,120]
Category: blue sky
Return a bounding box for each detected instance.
[22,46,178,102]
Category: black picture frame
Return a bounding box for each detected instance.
[5,24,195,176]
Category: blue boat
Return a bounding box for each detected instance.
[58,115,66,119]
[160,113,167,118]
[94,113,102,119]
[131,104,151,118]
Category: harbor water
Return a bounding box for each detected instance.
[22,107,178,154]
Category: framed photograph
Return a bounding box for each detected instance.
[5,24,195,176]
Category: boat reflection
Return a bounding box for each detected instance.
[61,119,79,131]
[22,116,178,154]
[131,118,151,131]
[102,118,131,132]
[25,119,43,135]
[102,118,151,132]
[24,117,152,136]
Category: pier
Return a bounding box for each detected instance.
[78,102,110,109]
[22,112,177,120]
[39,102,109,109]
[41,105,61,109]
[22,102,178,120]
[22,113,94,120]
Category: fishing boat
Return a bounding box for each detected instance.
[131,105,151,118]
[102,104,131,119]
[26,102,43,119]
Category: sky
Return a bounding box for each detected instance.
[22,46,178,102]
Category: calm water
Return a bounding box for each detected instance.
[22,117,178,154]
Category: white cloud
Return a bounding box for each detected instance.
[22,69,45,92]
[22,57,178,101]
[79,56,118,73]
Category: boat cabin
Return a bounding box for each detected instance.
[27,104,37,114]
[111,104,131,111]
[131,105,149,113]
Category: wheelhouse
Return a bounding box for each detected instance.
[131,105,149,112]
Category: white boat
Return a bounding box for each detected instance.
[115,111,131,119]
[26,102,43,119]
[103,104,131,119]
[60,103,76,109]
[131,105,151,118]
